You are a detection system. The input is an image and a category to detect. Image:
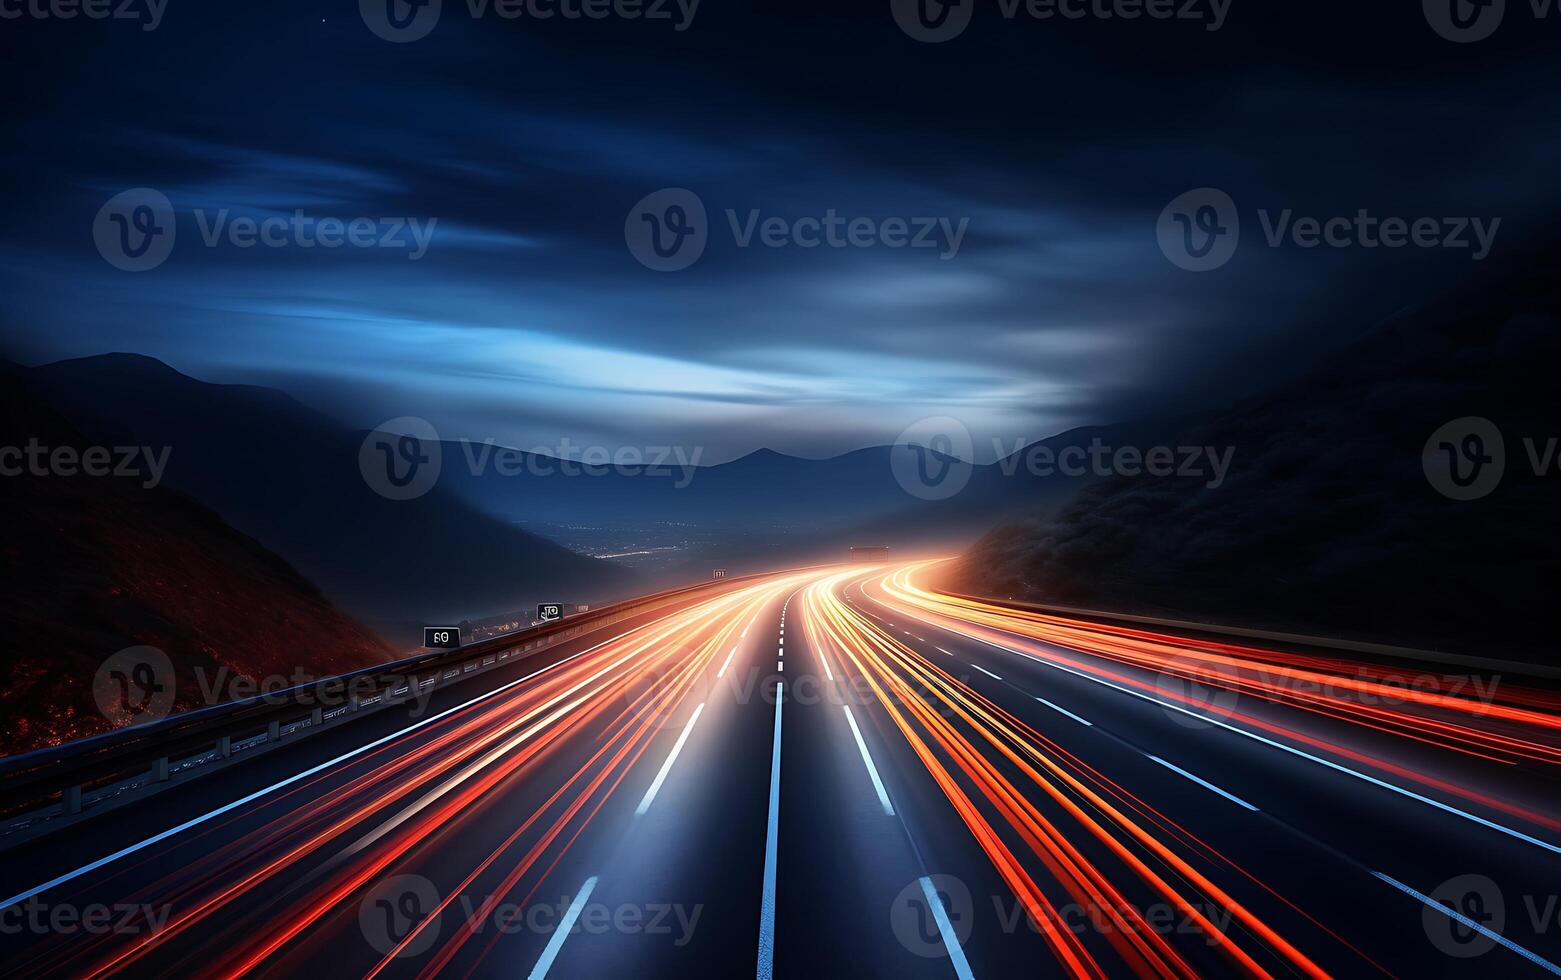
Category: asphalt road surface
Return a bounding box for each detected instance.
[3,561,1559,979]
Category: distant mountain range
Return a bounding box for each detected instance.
[14,354,1199,639]
[438,419,1192,577]
[20,354,639,639]
[943,247,1561,658]
[0,366,390,755]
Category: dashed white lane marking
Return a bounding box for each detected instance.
[718,647,739,678]
[636,703,707,815]
[1373,872,1561,976]
[970,663,1003,681]
[918,876,975,980]
[968,631,1561,855]
[1034,695,1093,726]
[528,875,599,980]
[842,705,894,816]
[777,661,784,672]
[1148,755,1258,812]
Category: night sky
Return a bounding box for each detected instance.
[2,2,1558,461]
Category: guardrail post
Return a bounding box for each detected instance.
[63,784,81,815]
[268,720,281,741]
[153,757,169,782]
[216,735,231,759]
[311,707,323,727]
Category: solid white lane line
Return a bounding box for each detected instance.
[756,683,784,980]
[1373,872,1561,976]
[528,875,599,980]
[718,647,739,678]
[970,663,1003,681]
[636,703,707,815]
[1035,696,1093,726]
[842,706,894,816]
[969,631,1561,854]
[1148,755,1258,811]
[918,876,976,980]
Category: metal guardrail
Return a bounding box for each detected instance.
[0,572,771,849]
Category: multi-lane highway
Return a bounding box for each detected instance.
[2,561,1560,978]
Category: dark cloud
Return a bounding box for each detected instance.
[2,0,1558,461]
